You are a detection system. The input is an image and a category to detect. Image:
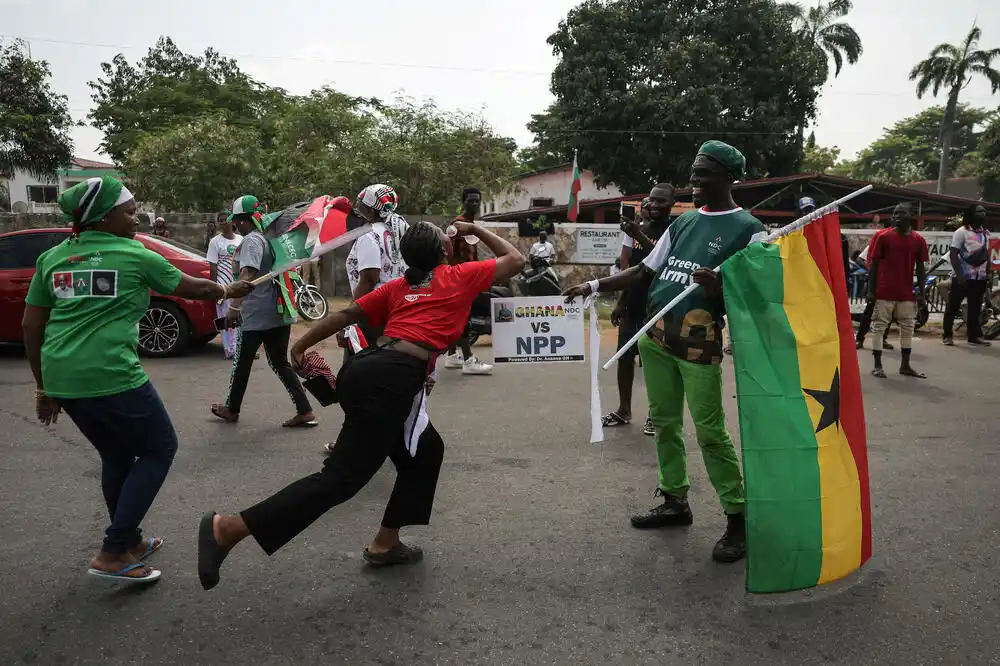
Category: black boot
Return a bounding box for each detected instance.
[712,512,747,563]
[630,489,693,529]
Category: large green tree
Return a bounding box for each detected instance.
[800,132,842,173]
[909,24,1000,193]
[525,0,827,193]
[258,88,379,206]
[125,114,262,212]
[367,99,520,215]
[784,0,862,80]
[849,105,994,185]
[0,40,75,179]
[88,36,282,165]
[977,118,1000,201]
[782,0,862,152]
[954,113,1000,201]
[95,39,519,213]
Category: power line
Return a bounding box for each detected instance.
[1,34,550,77]
[7,33,1000,102]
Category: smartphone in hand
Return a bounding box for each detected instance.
[214,316,230,332]
[621,205,637,222]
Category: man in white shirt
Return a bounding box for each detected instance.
[206,212,244,359]
[529,231,556,264]
[943,203,992,346]
[345,184,410,343]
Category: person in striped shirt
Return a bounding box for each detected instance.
[207,212,244,359]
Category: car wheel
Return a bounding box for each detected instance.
[138,302,190,357]
[191,333,217,348]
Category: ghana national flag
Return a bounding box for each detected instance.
[721,210,871,594]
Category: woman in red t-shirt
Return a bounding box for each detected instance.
[196,221,525,590]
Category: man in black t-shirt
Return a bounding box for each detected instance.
[604,184,675,436]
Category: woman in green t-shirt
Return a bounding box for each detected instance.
[22,176,253,584]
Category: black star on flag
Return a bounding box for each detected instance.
[803,368,841,433]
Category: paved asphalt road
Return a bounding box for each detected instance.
[1,328,998,666]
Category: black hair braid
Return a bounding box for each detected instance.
[401,222,444,286]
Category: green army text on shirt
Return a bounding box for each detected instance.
[641,208,764,365]
[26,231,184,398]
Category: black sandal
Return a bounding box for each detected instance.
[363,542,424,567]
[198,512,231,591]
[601,411,631,427]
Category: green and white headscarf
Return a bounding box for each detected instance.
[59,176,134,236]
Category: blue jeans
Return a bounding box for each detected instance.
[60,382,178,554]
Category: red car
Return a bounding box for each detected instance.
[0,228,218,357]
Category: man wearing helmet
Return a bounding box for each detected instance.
[345,184,410,344]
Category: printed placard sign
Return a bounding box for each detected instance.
[490,296,585,363]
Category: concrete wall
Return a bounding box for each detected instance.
[0,211,458,297]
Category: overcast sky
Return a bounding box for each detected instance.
[3,0,999,167]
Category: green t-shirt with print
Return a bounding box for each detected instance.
[25,231,184,398]
[641,208,764,365]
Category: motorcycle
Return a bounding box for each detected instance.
[293,268,328,321]
[514,255,562,297]
[984,284,1000,340]
[464,284,513,346]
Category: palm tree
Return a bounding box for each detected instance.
[785,0,864,79]
[783,1,863,167]
[910,24,1000,194]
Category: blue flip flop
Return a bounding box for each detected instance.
[137,537,163,559]
[87,562,162,584]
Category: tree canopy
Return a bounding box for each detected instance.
[847,105,994,185]
[800,132,842,173]
[784,0,862,80]
[523,0,827,193]
[91,38,519,213]
[909,24,1000,192]
[88,37,281,166]
[954,113,1000,201]
[0,40,75,179]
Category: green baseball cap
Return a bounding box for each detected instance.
[227,194,260,222]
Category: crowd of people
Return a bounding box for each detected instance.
[23,139,993,587]
[851,202,993,378]
[24,174,519,584]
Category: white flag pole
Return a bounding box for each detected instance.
[599,184,873,371]
[245,225,374,287]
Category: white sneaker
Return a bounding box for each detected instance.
[462,356,493,375]
[444,353,465,369]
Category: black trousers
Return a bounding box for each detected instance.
[241,350,444,555]
[943,279,987,340]
[226,326,312,415]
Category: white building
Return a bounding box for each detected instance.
[486,163,622,215]
[4,157,122,213]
